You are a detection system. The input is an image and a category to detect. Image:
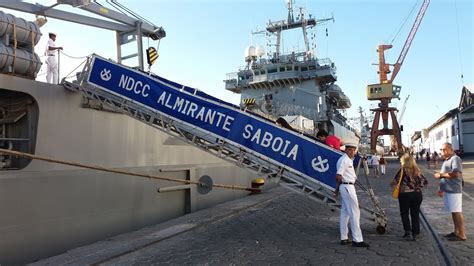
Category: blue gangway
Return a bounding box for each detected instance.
[63,55,386,229]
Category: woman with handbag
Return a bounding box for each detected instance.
[392,153,428,241]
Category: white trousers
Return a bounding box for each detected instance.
[380,164,386,174]
[340,184,363,242]
[373,164,380,175]
[46,56,58,84]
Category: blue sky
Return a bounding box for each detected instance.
[5,0,473,145]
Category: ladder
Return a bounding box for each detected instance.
[62,55,387,230]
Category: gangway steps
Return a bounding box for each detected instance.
[63,79,335,204]
[62,55,386,230]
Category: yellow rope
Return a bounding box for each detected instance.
[0,148,259,192]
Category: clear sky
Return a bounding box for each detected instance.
[5,0,473,146]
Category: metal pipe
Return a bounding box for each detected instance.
[157,185,192,193]
[136,21,143,70]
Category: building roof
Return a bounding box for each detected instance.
[459,84,474,111]
[465,84,473,92]
[426,85,473,131]
[411,131,422,142]
[427,107,459,131]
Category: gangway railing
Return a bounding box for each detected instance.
[62,55,387,231]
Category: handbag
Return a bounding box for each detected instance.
[392,169,404,199]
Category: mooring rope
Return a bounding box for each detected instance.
[0,148,259,192]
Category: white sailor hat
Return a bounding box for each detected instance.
[344,142,358,148]
[49,32,57,36]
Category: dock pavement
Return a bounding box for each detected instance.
[33,156,474,265]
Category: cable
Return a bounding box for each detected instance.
[59,50,89,60]
[104,0,128,16]
[93,0,104,7]
[110,0,156,27]
[62,57,89,80]
[453,0,465,85]
[389,0,420,44]
[0,148,260,192]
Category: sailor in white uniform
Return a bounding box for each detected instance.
[44,32,63,84]
[335,142,369,247]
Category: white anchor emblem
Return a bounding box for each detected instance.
[100,68,112,81]
[311,156,329,172]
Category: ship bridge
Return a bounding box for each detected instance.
[225,57,337,93]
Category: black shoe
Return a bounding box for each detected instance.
[447,235,467,241]
[340,239,352,245]
[352,241,369,248]
[402,232,411,239]
[444,232,456,238]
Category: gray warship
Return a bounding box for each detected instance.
[0,1,257,264]
[224,1,358,143]
[0,1,362,264]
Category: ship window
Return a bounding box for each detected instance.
[268,68,277,74]
[286,66,292,71]
[308,65,316,70]
[295,66,300,71]
[301,66,308,71]
[0,89,39,170]
[279,67,285,72]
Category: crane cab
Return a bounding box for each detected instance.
[366,83,401,100]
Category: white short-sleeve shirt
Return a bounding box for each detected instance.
[336,154,357,183]
[371,155,380,165]
[45,39,56,56]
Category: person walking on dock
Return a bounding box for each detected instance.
[426,152,431,169]
[433,151,440,168]
[371,154,380,177]
[379,154,387,175]
[44,32,63,84]
[392,154,428,241]
[434,142,467,241]
[335,142,369,248]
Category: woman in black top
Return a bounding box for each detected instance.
[392,153,428,241]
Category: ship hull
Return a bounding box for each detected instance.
[0,75,258,264]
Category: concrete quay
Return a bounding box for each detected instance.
[33,157,474,265]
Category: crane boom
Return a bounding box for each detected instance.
[367,1,430,154]
[398,94,410,123]
[390,0,430,83]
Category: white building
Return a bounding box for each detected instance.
[418,85,473,156]
[411,131,423,153]
[426,108,461,153]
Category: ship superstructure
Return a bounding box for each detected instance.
[224,1,356,142]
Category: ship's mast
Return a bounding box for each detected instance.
[265,1,333,61]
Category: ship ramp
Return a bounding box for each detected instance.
[63,55,387,232]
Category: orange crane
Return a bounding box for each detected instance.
[367,0,430,153]
[390,94,410,151]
